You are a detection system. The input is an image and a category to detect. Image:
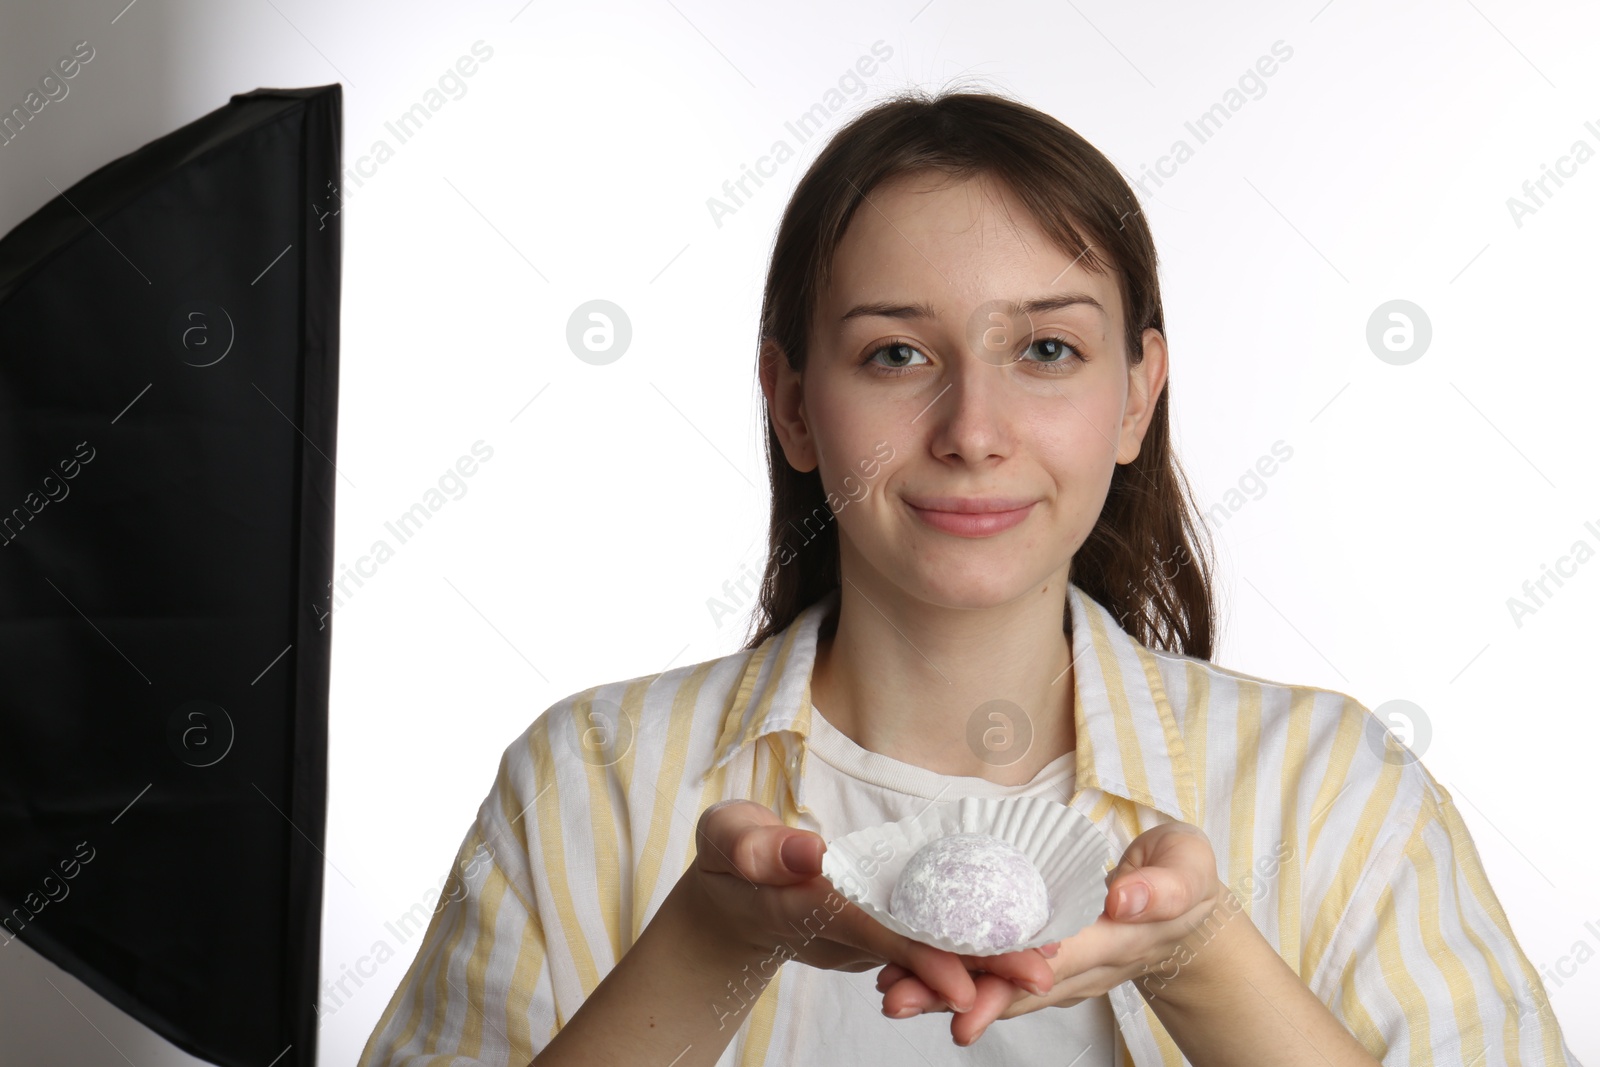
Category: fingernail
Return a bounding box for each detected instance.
[1041,942,1060,958]
[884,1005,917,1019]
[1119,882,1149,916]
[779,836,813,873]
[1029,980,1052,997]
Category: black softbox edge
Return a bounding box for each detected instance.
[0,84,341,1067]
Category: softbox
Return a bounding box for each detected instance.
[0,84,341,1066]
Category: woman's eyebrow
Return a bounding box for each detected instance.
[839,292,1107,323]
[1018,292,1108,319]
[839,299,940,323]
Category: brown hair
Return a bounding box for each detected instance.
[742,87,1216,660]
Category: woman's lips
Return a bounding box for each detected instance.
[907,501,1036,537]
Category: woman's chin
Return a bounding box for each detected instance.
[890,573,1043,612]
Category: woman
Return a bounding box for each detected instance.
[359,89,1578,1067]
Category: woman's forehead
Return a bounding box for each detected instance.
[820,247,1120,333]
[839,171,1044,250]
[827,175,1115,302]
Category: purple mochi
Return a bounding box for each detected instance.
[888,831,1049,953]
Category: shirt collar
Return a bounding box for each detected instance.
[702,582,1201,826]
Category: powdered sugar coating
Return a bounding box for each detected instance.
[888,831,1049,953]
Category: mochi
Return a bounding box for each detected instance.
[888,831,1049,953]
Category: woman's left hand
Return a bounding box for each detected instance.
[875,820,1225,1046]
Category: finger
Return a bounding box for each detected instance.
[832,910,978,1013]
[890,938,979,1013]
[874,962,912,993]
[950,973,1022,1046]
[1105,864,1201,922]
[695,799,825,886]
[1025,913,1124,973]
[881,973,943,1017]
[959,946,1055,998]
[881,942,1056,1012]
[1104,824,1217,922]
[882,948,1053,1018]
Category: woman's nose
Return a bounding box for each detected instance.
[925,350,1012,462]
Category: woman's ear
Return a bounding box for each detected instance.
[1115,327,1170,465]
[760,339,819,473]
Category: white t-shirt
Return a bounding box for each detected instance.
[777,702,1117,1066]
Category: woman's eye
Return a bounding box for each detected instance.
[862,336,1084,375]
[865,342,929,372]
[1023,337,1085,366]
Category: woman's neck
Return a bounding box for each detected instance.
[807,576,1077,786]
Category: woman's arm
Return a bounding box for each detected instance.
[874,821,1385,1058]
[1139,883,1381,1066]
[1308,778,1578,1066]
[533,870,768,1067]
[539,799,1057,1067]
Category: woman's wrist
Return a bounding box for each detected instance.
[1132,879,1247,1010]
[1131,881,1381,1066]
[675,864,772,968]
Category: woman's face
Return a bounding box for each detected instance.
[763,170,1168,609]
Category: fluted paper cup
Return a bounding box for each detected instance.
[819,794,1113,956]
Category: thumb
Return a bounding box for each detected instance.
[1104,864,1197,923]
[696,799,825,886]
[778,831,824,875]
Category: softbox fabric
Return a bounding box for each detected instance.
[0,84,341,1066]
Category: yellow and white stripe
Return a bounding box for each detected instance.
[358,583,1580,1066]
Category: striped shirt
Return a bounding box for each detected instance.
[358,582,1579,1066]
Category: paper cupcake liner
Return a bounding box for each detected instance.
[820,794,1113,956]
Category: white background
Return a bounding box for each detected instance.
[0,1,1595,1064]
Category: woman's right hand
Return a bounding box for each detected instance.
[685,798,1059,1015]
